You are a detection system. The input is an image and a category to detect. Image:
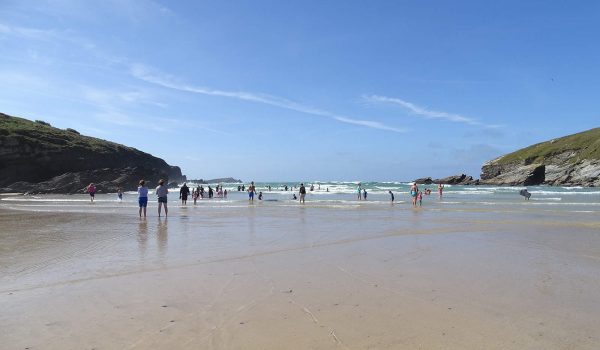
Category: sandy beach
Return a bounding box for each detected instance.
[1,192,599,349]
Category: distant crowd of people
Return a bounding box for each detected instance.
[84,180,453,219]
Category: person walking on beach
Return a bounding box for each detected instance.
[156,179,169,217]
[180,183,190,205]
[138,180,148,218]
[410,183,419,207]
[438,183,444,198]
[117,186,123,201]
[86,183,96,203]
[357,183,362,200]
[248,181,256,202]
[299,183,306,203]
[389,190,394,203]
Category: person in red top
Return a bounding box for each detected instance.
[86,183,96,203]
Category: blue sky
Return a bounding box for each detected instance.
[1,0,599,181]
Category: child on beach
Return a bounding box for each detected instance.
[155,179,168,217]
[192,188,199,204]
[417,190,423,207]
[138,180,148,218]
[258,191,263,200]
[86,183,96,202]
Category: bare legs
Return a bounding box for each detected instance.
[158,202,168,217]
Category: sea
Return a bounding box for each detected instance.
[1,181,599,215]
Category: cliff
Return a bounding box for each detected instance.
[0,113,185,193]
[481,127,600,186]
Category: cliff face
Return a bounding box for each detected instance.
[481,128,600,186]
[0,113,185,193]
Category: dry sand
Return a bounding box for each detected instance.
[1,201,599,349]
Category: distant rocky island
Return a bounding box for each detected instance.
[417,127,600,187]
[0,113,186,194]
[185,178,242,184]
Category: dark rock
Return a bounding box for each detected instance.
[2,167,168,194]
[414,177,433,184]
[432,174,479,185]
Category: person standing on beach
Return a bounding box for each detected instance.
[299,183,306,203]
[357,183,362,200]
[438,183,444,198]
[417,190,423,207]
[248,181,256,202]
[156,179,168,217]
[180,183,190,205]
[86,183,96,203]
[389,190,394,203]
[363,188,368,200]
[138,180,148,218]
[410,183,419,207]
[117,186,123,201]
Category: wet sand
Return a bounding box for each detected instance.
[1,199,600,349]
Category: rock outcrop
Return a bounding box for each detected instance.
[481,128,600,186]
[187,177,242,184]
[0,113,186,193]
[414,174,479,185]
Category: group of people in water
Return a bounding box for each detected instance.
[178,183,228,205]
[86,180,449,218]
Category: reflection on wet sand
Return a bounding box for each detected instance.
[1,196,599,349]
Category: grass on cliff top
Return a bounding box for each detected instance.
[496,127,600,165]
[0,113,140,154]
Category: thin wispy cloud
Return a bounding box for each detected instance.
[363,94,500,128]
[130,64,406,133]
